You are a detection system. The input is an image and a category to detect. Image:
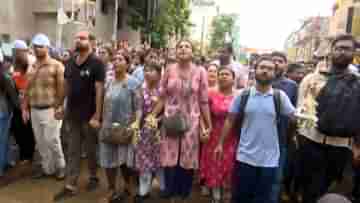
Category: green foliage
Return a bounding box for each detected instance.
[127,0,192,48]
[210,13,238,51]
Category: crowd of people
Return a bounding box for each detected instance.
[0,30,360,203]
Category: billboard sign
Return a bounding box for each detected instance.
[192,0,216,7]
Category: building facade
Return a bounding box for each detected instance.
[330,0,360,40]
[95,0,161,45]
[0,0,95,52]
[285,17,330,62]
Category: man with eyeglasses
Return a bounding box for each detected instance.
[297,34,360,203]
[215,55,296,203]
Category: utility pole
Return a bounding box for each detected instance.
[176,0,181,39]
[84,0,88,23]
[56,0,64,48]
[200,15,206,55]
[113,0,119,41]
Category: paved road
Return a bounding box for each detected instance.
[0,160,354,203]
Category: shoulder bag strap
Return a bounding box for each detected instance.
[236,88,251,137]
[273,89,282,146]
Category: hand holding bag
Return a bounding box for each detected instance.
[162,65,194,138]
[162,112,190,138]
[102,79,136,145]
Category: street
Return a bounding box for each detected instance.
[0,160,211,203]
[0,159,354,203]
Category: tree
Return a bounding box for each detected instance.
[209,13,238,51]
[127,0,193,48]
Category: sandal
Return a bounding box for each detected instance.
[109,192,124,203]
[53,187,77,202]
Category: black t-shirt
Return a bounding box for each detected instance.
[64,53,105,122]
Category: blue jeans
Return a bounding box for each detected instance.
[0,112,12,176]
[271,146,287,202]
[231,161,278,203]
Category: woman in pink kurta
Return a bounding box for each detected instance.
[200,67,238,203]
[149,40,212,202]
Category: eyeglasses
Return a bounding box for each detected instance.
[272,59,285,64]
[257,65,275,71]
[334,46,354,53]
[33,45,45,49]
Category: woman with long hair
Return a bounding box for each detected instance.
[132,49,159,84]
[200,67,238,203]
[11,50,36,164]
[135,63,165,203]
[148,39,212,203]
[99,52,141,203]
[98,46,115,84]
[206,63,219,92]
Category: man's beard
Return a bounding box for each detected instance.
[255,75,273,86]
[275,65,285,78]
[275,70,283,78]
[35,53,46,60]
[332,56,353,69]
[76,44,89,53]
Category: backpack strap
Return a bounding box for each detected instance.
[235,89,251,136]
[273,89,283,146]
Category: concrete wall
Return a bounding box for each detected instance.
[0,0,12,36]
[0,0,125,49]
[0,0,36,41]
[330,1,360,37]
[33,0,76,13]
[95,0,116,41]
[118,13,141,44]
[34,13,58,46]
[95,0,141,44]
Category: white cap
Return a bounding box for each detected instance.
[13,40,28,50]
[32,33,50,47]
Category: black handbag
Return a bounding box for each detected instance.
[162,66,194,138]
[162,112,190,138]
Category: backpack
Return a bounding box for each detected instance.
[316,73,360,138]
[234,88,283,145]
